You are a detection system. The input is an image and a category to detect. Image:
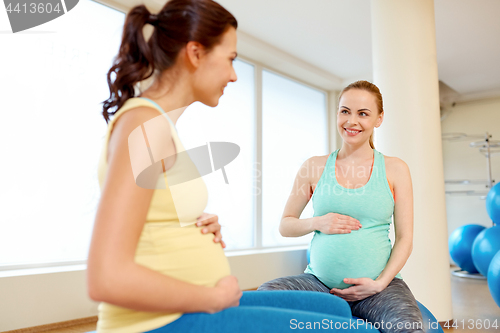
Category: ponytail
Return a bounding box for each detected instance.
[369,133,375,149]
[102,5,155,123]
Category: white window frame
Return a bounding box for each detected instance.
[0,57,329,274]
[242,56,330,250]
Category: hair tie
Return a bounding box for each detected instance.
[147,14,159,26]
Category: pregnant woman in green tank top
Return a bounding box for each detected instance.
[259,81,425,333]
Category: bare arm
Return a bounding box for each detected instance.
[279,158,361,237]
[375,157,414,288]
[87,108,240,313]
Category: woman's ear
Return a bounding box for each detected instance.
[375,112,384,128]
[185,41,206,68]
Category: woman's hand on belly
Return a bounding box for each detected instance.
[210,275,242,313]
[196,212,225,248]
[314,213,362,234]
[329,277,384,302]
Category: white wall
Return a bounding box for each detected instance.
[0,268,98,331]
[441,97,500,249]
[0,248,308,331]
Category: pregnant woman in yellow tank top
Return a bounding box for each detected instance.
[87,1,379,332]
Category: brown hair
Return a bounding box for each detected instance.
[102,0,238,123]
[338,80,384,149]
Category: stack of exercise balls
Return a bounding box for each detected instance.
[449,224,485,273]
[448,182,500,307]
[485,183,500,307]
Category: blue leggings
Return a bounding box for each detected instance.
[258,274,425,333]
[146,290,379,332]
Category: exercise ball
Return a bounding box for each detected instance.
[449,224,486,273]
[487,250,500,308]
[417,301,444,333]
[486,183,500,223]
[472,225,500,276]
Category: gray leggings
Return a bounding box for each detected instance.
[258,273,425,333]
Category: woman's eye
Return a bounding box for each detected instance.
[360,112,367,116]
[341,110,348,114]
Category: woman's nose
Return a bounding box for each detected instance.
[230,67,238,83]
[348,114,358,125]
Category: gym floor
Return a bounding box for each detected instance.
[10,266,500,333]
[443,266,500,332]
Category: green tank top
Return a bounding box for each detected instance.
[304,149,403,289]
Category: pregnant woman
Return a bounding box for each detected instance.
[87,1,377,332]
[258,81,425,333]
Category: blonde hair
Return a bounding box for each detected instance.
[338,80,384,149]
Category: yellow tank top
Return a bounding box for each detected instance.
[96,97,231,333]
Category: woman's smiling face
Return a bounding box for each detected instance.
[193,26,238,107]
[337,89,383,145]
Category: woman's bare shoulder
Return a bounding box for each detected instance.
[383,154,411,183]
[108,106,172,161]
[301,154,331,184]
[110,106,169,139]
[383,155,408,169]
[290,154,330,177]
[304,154,330,169]
[309,153,330,162]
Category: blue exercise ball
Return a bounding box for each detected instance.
[488,250,500,308]
[472,225,500,276]
[486,183,500,223]
[417,301,444,333]
[449,224,486,273]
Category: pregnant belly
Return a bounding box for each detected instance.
[135,223,231,287]
[309,230,392,289]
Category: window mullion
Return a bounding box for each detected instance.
[254,64,263,249]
